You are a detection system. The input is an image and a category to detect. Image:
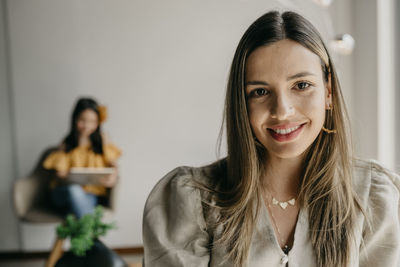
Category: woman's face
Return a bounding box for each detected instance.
[76,109,99,138]
[245,39,331,160]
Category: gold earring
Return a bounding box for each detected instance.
[322,105,337,134]
[322,126,337,134]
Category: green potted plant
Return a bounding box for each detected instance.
[57,206,114,256]
[54,206,128,267]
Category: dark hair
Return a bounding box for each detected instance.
[63,97,103,154]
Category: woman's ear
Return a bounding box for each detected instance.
[325,73,332,109]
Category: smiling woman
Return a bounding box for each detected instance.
[245,39,330,159]
[142,10,400,267]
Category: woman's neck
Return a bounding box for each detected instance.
[78,136,91,146]
[263,155,303,200]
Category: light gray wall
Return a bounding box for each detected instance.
[350,0,399,167]
[352,0,378,159]
[2,0,356,250]
[396,0,400,172]
[0,0,19,251]
[329,0,354,120]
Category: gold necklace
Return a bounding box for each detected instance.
[272,197,296,210]
[266,202,291,254]
[263,193,293,254]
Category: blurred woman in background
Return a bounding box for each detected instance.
[43,97,121,218]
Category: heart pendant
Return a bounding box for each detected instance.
[279,202,288,209]
[272,198,279,205]
[288,198,295,205]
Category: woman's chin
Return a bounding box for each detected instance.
[264,143,309,160]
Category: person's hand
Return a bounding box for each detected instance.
[56,170,68,179]
[100,172,118,188]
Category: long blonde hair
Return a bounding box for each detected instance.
[208,11,359,267]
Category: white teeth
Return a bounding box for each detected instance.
[272,125,300,134]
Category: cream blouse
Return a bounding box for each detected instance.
[143,159,400,266]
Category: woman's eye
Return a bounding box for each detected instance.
[296,82,311,90]
[252,88,269,97]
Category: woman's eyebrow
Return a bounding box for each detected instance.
[245,80,269,86]
[246,72,316,86]
[287,71,315,81]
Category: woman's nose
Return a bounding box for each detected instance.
[270,94,295,120]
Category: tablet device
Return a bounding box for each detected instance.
[67,167,115,185]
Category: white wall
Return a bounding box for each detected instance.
[0,0,20,251]
[396,0,400,172]
[3,0,352,250]
[329,0,354,119]
[351,0,378,160]
[350,0,399,169]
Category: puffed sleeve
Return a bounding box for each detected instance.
[359,162,400,266]
[143,167,211,267]
[42,150,70,172]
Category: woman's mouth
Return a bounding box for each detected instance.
[267,123,306,142]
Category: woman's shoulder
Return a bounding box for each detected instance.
[353,160,400,265]
[144,166,196,210]
[145,159,226,196]
[352,158,400,208]
[42,144,69,171]
[144,159,226,213]
[353,158,400,188]
[142,161,225,265]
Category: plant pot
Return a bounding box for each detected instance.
[55,239,128,267]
